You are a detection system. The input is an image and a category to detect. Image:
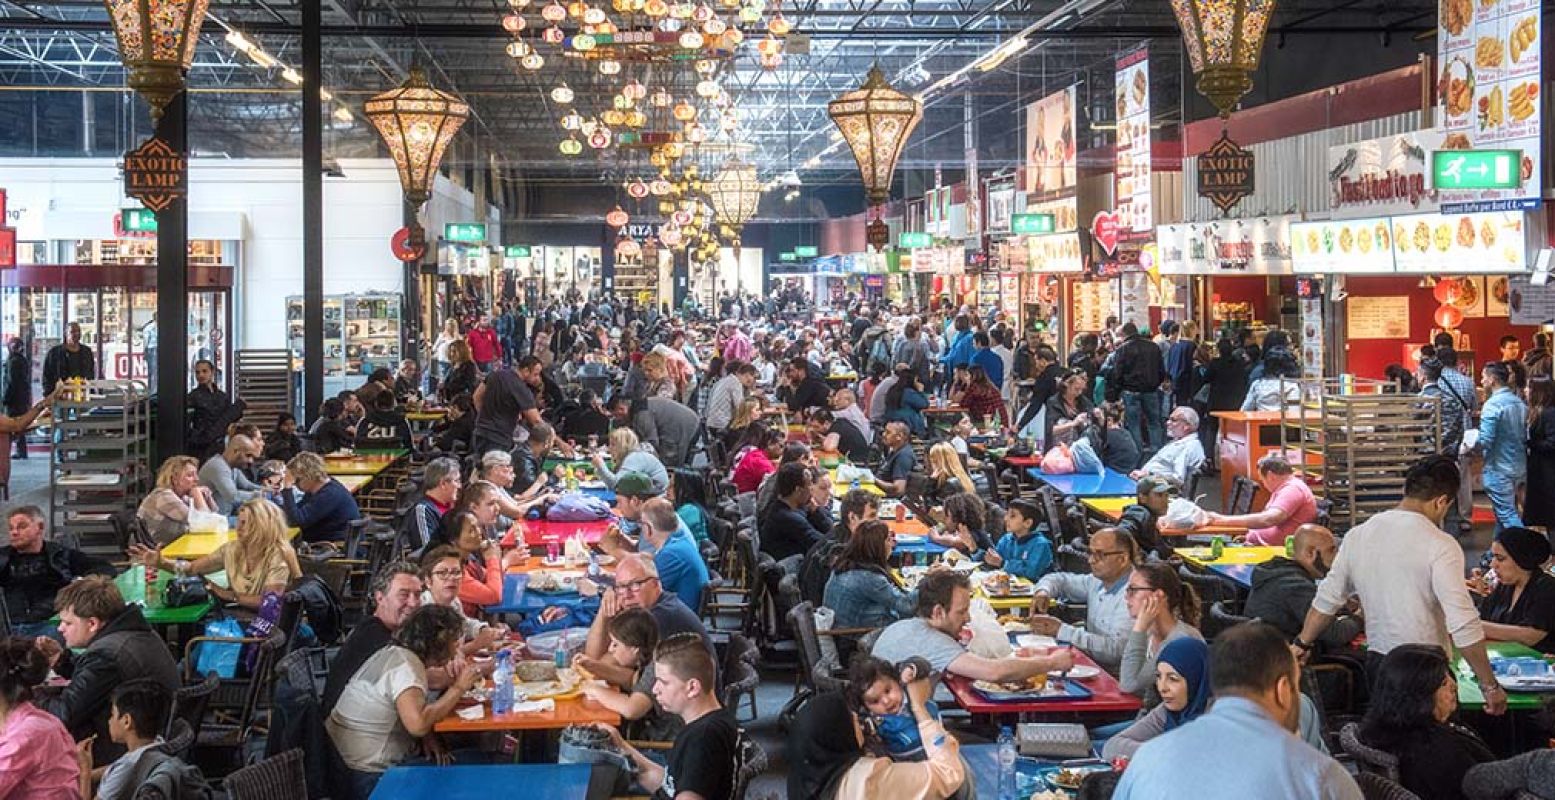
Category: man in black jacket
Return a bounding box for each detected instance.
[758,463,827,563]
[0,505,115,638]
[1243,524,1361,650]
[1107,322,1168,460]
[781,357,832,417]
[41,322,95,392]
[2,338,31,458]
[1113,475,1175,560]
[35,576,179,763]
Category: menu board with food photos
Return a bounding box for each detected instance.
[1114,45,1152,238]
[1072,280,1115,333]
[1026,232,1084,273]
[1291,217,1397,273]
[1391,211,1527,272]
[1437,0,1542,210]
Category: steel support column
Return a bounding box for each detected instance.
[153,90,188,460]
[302,0,323,425]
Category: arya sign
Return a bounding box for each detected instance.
[1196,132,1255,215]
[123,137,187,213]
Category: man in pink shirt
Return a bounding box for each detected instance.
[1203,455,1317,546]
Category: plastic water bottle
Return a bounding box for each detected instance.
[555,630,570,670]
[491,651,515,715]
[587,551,601,581]
[997,726,1017,800]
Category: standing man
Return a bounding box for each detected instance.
[969,332,1004,391]
[471,358,542,457]
[1476,361,1527,532]
[1293,455,1507,716]
[2,338,31,459]
[43,321,95,392]
[1108,322,1168,460]
[465,315,503,373]
[1436,348,1479,533]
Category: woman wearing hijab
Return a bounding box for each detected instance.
[1102,637,1211,761]
[787,688,965,800]
[1473,526,1555,653]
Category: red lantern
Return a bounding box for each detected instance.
[1432,279,1461,305]
[1434,303,1465,330]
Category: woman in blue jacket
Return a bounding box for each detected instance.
[883,367,930,437]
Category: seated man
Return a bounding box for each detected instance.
[639,498,709,612]
[1203,455,1317,546]
[197,434,262,514]
[1026,527,1139,672]
[322,561,436,715]
[594,634,741,800]
[1129,407,1205,486]
[830,388,873,445]
[759,463,828,563]
[512,421,560,499]
[281,452,362,544]
[0,505,115,639]
[1243,524,1361,651]
[874,421,917,498]
[356,390,413,451]
[808,408,871,463]
[600,472,664,555]
[404,457,461,553]
[36,576,180,763]
[830,488,880,543]
[1114,475,1176,560]
[571,555,712,689]
[871,570,1073,686]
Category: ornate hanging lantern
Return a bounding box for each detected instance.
[827,65,922,207]
[606,206,630,227]
[102,0,212,119]
[767,12,790,35]
[521,52,545,70]
[707,156,760,253]
[542,2,567,20]
[551,83,574,103]
[703,18,726,35]
[364,66,470,246]
[1170,0,1277,118]
[543,25,565,43]
[573,33,597,51]
[673,99,697,121]
[502,13,527,31]
[616,238,642,257]
[559,136,583,155]
[589,128,612,148]
[599,59,622,75]
[584,6,607,23]
[506,40,531,58]
[627,178,650,198]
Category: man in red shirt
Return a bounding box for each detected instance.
[466,315,503,372]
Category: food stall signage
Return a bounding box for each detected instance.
[1011,213,1055,235]
[899,232,933,249]
[443,223,487,243]
[1091,211,1120,256]
[794,245,819,257]
[121,208,159,233]
[1432,149,1523,190]
[504,245,531,258]
[0,190,14,269]
[123,137,187,213]
[1196,132,1255,215]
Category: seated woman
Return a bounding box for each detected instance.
[578,608,682,741]
[1102,637,1210,761]
[788,683,964,800]
[731,423,784,495]
[822,520,914,630]
[326,605,486,800]
[1473,526,1555,653]
[722,397,767,457]
[137,456,218,546]
[594,427,669,494]
[418,545,504,658]
[0,636,81,799]
[1090,401,1141,475]
[669,468,713,545]
[926,442,981,501]
[1041,368,1094,448]
[959,365,1010,431]
[1357,644,1495,800]
[928,492,1001,568]
[1117,564,1204,702]
[883,368,930,438]
[130,497,300,613]
[430,393,475,453]
[435,485,525,616]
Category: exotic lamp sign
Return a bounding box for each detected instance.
[101,0,212,119]
[827,65,922,207]
[364,66,470,246]
[1169,0,1276,118]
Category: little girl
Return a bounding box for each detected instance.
[847,655,941,762]
[578,608,680,741]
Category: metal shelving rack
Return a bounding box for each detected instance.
[50,380,151,557]
[1281,378,1441,531]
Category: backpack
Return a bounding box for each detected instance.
[129,749,215,800]
[797,537,844,608]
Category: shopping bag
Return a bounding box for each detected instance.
[193,618,245,679]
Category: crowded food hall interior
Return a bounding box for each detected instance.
[7,0,1555,798]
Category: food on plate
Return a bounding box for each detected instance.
[1358,227,1373,253]
[1480,85,1504,129]
[1442,132,1472,150]
[1306,230,1320,253]
[1476,37,1504,68]
[1031,791,1072,800]
[1434,223,1453,253]
[1413,222,1432,252]
[1511,15,1537,62]
[1454,278,1480,308]
[1322,227,1335,253]
[974,672,1050,694]
[1522,155,1536,181]
[1482,220,1497,248]
[1395,224,1410,252]
[1338,227,1354,253]
[1457,216,1476,248]
[1509,83,1537,121]
[1375,222,1391,250]
[1442,0,1471,35]
[1049,768,1110,790]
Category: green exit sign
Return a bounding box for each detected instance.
[1432,149,1522,190]
[505,244,531,258]
[899,232,933,249]
[122,208,158,233]
[1011,213,1056,235]
[794,245,819,258]
[444,222,487,243]
[779,252,797,262]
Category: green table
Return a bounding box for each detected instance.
[1456,641,1552,711]
[116,565,217,626]
[352,448,409,458]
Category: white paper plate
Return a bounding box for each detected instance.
[1050,665,1102,680]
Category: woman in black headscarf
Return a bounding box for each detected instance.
[1473,526,1555,653]
[786,686,965,800]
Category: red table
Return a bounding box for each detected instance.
[505,519,614,548]
[942,652,1141,721]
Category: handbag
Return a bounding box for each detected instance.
[163,576,210,608]
[1016,723,1093,759]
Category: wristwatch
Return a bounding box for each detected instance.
[1478,680,1505,695]
[1291,637,1315,652]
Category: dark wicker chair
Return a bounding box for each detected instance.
[166,671,220,746]
[1340,722,1401,781]
[223,748,307,800]
[720,632,761,722]
[1356,772,1421,800]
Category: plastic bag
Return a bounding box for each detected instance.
[193,618,245,679]
[966,597,1012,660]
[814,605,840,669]
[187,510,228,535]
[1039,444,1075,475]
[834,463,877,485]
[547,493,612,521]
[242,592,283,672]
[1159,497,1210,532]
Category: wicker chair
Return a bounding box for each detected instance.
[223,748,307,800]
[166,672,219,748]
[1339,722,1401,781]
[720,632,761,722]
[1356,773,1421,800]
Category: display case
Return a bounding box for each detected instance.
[287,292,403,394]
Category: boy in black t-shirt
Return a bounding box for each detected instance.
[596,633,740,800]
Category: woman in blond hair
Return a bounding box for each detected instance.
[130,498,300,611]
[593,426,669,494]
[639,351,678,401]
[137,455,217,545]
[926,441,983,500]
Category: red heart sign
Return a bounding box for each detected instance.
[1091,211,1120,256]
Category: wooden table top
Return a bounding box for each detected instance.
[434,695,621,733]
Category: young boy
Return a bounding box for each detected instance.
[849,656,941,762]
[993,499,1054,582]
[92,679,172,800]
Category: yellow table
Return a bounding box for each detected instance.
[405,410,447,422]
[336,474,373,493]
[323,457,398,477]
[831,469,885,497]
[163,527,302,560]
[1080,498,1249,536]
[1176,545,1283,569]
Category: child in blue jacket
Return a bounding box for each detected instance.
[993,499,1054,582]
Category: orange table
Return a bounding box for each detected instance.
[1079,497,1248,536]
[1211,411,1283,511]
[886,517,931,536]
[434,695,621,733]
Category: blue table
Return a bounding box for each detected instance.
[485,573,602,616]
[1026,467,1137,498]
[962,743,1106,799]
[371,763,591,800]
[892,538,950,559]
[579,485,617,505]
[1209,563,1254,588]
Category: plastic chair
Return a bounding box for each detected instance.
[223,748,307,800]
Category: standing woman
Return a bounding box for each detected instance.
[432,319,460,381]
[438,340,480,406]
[1523,378,1555,531]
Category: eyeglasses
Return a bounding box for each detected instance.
[615,577,658,594]
[1088,549,1128,561]
[1125,586,1156,594]
[430,569,463,580]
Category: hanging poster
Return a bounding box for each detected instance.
[1118,272,1151,329]
[987,181,1016,233]
[1437,0,1542,211]
[1299,297,1325,378]
[1347,295,1412,339]
[1487,275,1511,316]
[1509,275,1555,324]
[1114,45,1153,239]
[1071,280,1115,332]
[1025,86,1077,199]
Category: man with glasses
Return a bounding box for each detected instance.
[1026,528,1140,672]
[1128,406,1205,486]
[571,554,712,689]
